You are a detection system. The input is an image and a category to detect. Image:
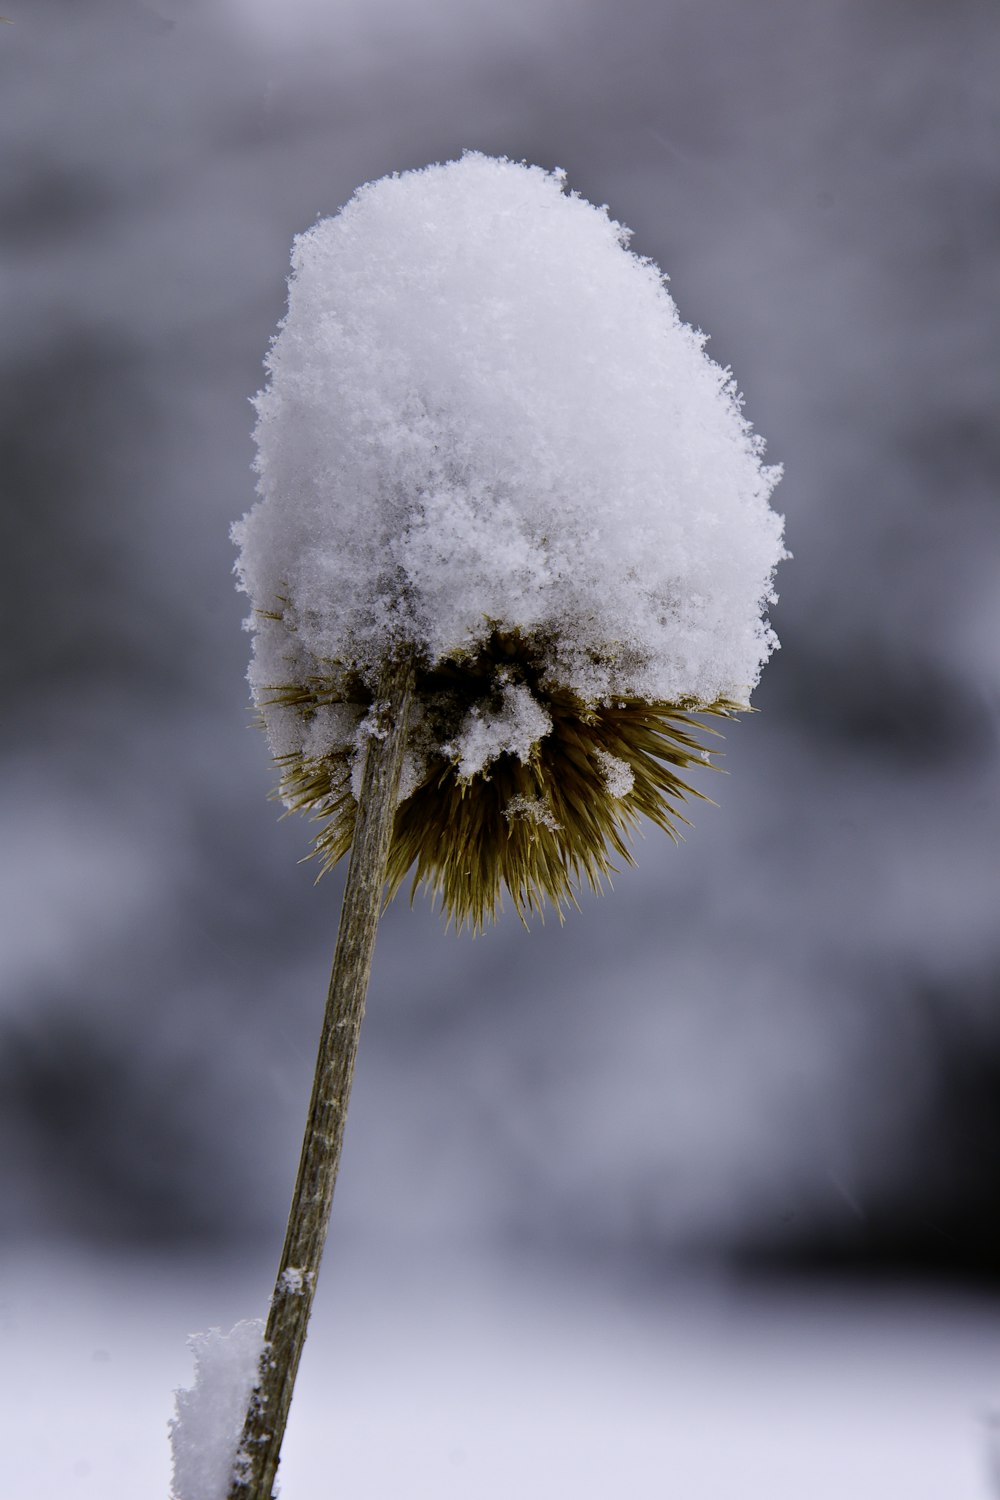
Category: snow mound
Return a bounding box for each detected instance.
[234,152,785,781]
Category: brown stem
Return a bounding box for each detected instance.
[228,650,415,1500]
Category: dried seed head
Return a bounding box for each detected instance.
[267,627,738,931]
[236,156,786,927]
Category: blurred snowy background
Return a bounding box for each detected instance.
[2,1,999,1495]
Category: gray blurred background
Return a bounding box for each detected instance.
[2,0,998,1291]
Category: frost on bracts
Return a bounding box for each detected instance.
[258,623,742,931]
[234,153,786,930]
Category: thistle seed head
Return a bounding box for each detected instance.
[267,627,739,931]
[238,157,786,928]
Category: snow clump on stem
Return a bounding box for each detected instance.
[169,1320,265,1500]
[234,152,785,928]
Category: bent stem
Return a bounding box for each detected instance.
[228,650,416,1500]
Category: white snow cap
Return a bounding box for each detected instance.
[235,152,784,769]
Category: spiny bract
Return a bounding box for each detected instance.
[265,627,738,932]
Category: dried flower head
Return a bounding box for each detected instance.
[235,154,785,928]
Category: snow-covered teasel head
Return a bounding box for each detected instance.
[234,153,786,928]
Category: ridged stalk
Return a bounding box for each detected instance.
[228,650,415,1500]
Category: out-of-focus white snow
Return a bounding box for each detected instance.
[4,1244,998,1500]
[169,1318,265,1500]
